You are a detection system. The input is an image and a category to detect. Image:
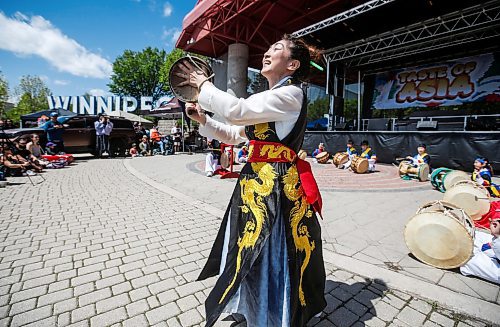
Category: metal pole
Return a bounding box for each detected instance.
[181,113,184,153]
[357,70,361,131]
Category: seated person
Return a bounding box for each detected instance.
[237,145,248,164]
[45,142,59,155]
[14,139,43,172]
[27,134,45,159]
[129,143,139,157]
[150,126,164,154]
[139,136,150,156]
[205,138,221,177]
[312,142,325,157]
[472,157,500,197]
[2,146,34,176]
[346,139,357,157]
[360,140,377,172]
[341,139,358,169]
[460,217,499,284]
[406,143,430,167]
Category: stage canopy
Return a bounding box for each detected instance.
[178,0,500,72]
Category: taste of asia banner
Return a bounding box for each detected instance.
[371,53,500,109]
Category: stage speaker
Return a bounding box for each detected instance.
[416,121,438,130]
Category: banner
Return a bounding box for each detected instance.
[372,53,500,109]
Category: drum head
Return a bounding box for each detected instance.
[352,157,369,174]
[316,152,329,163]
[404,211,473,269]
[220,152,230,169]
[169,57,214,103]
[443,170,469,190]
[298,150,307,160]
[443,184,490,220]
[418,164,430,182]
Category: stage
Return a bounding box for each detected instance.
[303,131,500,172]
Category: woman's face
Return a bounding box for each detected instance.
[261,40,298,80]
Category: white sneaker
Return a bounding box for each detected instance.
[206,171,213,177]
[26,170,36,176]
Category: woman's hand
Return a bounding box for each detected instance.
[185,103,206,125]
[175,60,208,89]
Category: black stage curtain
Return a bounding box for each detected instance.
[303,131,500,173]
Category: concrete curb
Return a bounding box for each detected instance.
[323,249,500,325]
[123,159,225,219]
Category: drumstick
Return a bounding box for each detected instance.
[474,196,500,201]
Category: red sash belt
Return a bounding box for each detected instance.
[247,140,323,218]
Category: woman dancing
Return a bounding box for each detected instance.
[180,35,326,327]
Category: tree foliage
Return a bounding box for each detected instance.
[159,48,186,94]
[108,47,167,103]
[0,73,8,117]
[15,75,50,111]
[6,93,36,123]
[307,97,329,122]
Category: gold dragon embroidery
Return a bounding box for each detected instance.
[253,123,273,140]
[219,162,277,304]
[259,144,294,162]
[283,165,315,306]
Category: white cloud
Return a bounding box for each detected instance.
[162,27,181,45]
[88,88,109,96]
[54,80,69,85]
[163,2,173,17]
[0,12,112,79]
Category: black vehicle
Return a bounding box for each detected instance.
[1,116,136,156]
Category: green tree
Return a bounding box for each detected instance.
[0,73,8,118]
[307,97,329,122]
[15,75,50,112]
[6,93,35,123]
[108,47,167,104]
[159,48,186,95]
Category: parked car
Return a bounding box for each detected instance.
[1,115,136,156]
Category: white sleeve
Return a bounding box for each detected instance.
[198,83,303,125]
[198,116,248,145]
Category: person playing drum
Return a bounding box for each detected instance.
[360,140,377,172]
[312,142,325,157]
[179,35,326,326]
[472,157,500,197]
[340,139,357,169]
[460,217,500,284]
[406,143,430,167]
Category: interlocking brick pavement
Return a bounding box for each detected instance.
[0,158,495,326]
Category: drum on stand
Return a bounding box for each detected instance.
[443,180,490,220]
[220,152,230,169]
[404,200,474,269]
[398,161,430,182]
[298,150,307,160]
[351,156,369,174]
[333,152,349,168]
[316,152,330,164]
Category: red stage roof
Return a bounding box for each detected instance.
[176,0,360,69]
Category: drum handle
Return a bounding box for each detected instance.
[186,54,215,80]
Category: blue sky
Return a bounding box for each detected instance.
[0,0,197,101]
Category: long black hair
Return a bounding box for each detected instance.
[283,34,321,82]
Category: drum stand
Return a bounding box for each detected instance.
[217,144,239,179]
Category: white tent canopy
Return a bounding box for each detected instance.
[106,110,153,124]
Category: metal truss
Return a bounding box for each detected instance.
[324,0,500,64]
[348,27,500,67]
[292,0,398,38]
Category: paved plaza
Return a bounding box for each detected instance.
[0,155,498,327]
